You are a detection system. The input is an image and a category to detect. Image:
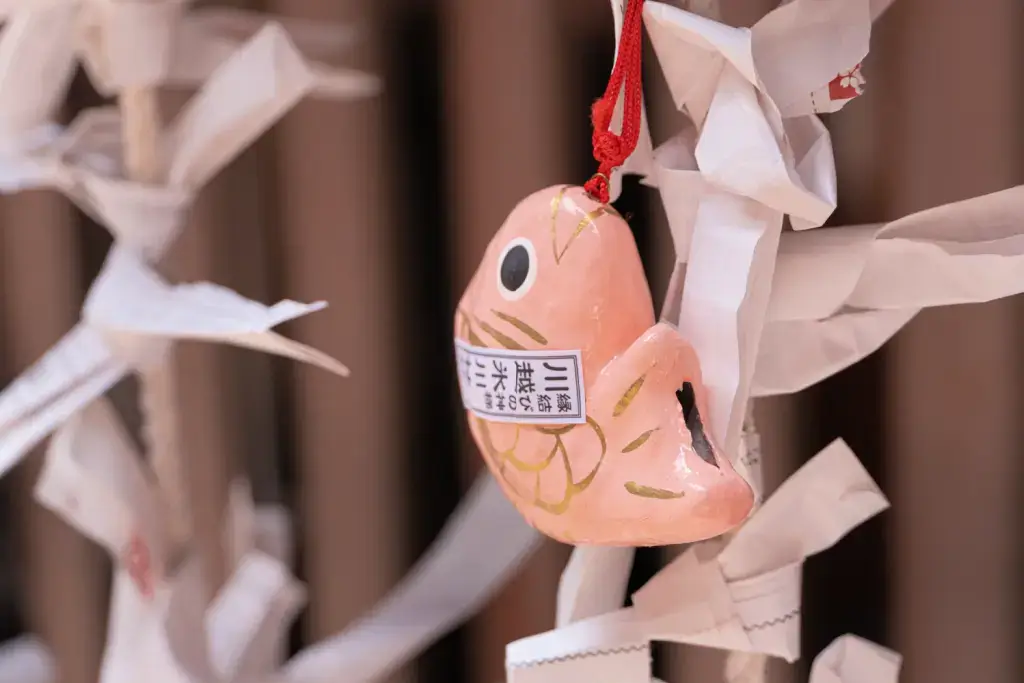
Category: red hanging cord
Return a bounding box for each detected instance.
[584,0,647,205]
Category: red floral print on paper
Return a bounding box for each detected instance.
[123,533,154,599]
[828,64,865,101]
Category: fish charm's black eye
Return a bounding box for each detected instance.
[496,237,537,301]
[501,245,529,291]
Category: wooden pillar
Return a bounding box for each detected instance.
[266,0,408,668]
[879,1,1023,682]
[0,191,105,683]
[441,0,575,679]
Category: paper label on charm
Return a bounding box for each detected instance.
[454,339,586,424]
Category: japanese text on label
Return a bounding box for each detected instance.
[454,339,586,424]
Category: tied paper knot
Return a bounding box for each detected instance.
[34,400,171,602]
[636,0,893,463]
[1,0,375,96]
[35,405,306,683]
[641,0,877,234]
[0,16,380,256]
[0,243,348,484]
[506,439,890,683]
[0,21,377,482]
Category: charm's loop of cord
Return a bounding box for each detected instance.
[584,0,647,205]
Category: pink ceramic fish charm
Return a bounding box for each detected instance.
[454,185,754,546]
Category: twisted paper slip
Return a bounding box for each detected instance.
[0,245,347,481]
[0,1,376,94]
[0,5,375,192]
[31,397,540,683]
[628,0,885,465]
[35,399,302,683]
[635,0,1024,420]
[507,439,889,682]
[555,408,763,633]
[0,6,549,683]
[753,186,1024,394]
[0,12,389,481]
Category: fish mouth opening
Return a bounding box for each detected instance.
[677,382,718,469]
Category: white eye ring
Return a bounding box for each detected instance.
[496,236,537,301]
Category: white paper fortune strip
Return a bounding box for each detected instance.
[34,397,290,683]
[0,1,373,93]
[37,419,540,683]
[557,545,635,629]
[0,246,346,482]
[641,0,882,462]
[280,475,541,683]
[0,636,57,683]
[206,551,306,683]
[0,14,373,483]
[645,0,1020,415]
[2,4,545,682]
[752,185,1024,395]
[0,4,375,197]
[0,6,78,192]
[33,21,377,261]
[197,475,543,683]
[34,399,207,683]
[505,439,889,683]
[809,635,902,683]
[563,635,901,683]
[217,479,298,675]
[35,399,172,595]
[720,633,902,683]
[554,410,764,643]
[223,479,294,580]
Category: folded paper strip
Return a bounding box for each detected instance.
[3,20,377,259]
[33,397,540,683]
[753,185,1024,394]
[637,0,879,467]
[642,0,1024,417]
[0,3,377,190]
[0,15,386,480]
[0,6,553,683]
[0,244,348,481]
[35,399,303,683]
[506,439,890,683]
[0,1,378,95]
[0,637,56,683]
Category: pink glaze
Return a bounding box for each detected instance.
[455,185,753,546]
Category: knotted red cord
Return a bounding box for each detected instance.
[583,0,647,205]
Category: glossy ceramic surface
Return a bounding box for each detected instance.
[455,185,753,545]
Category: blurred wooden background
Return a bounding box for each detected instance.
[0,1,1021,682]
